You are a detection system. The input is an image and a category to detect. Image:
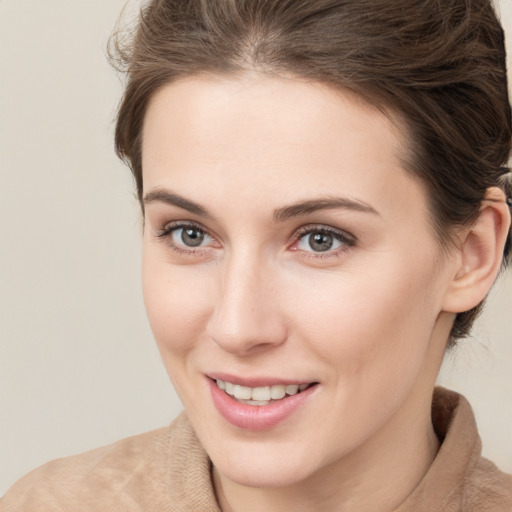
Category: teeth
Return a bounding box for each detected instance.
[246,400,271,406]
[215,379,311,403]
[270,385,286,400]
[233,385,252,400]
[224,381,235,395]
[252,386,271,401]
[286,384,299,395]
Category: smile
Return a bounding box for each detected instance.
[216,379,311,406]
[209,377,319,430]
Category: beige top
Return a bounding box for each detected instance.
[1,388,511,511]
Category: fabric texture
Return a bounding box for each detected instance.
[1,388,511,511]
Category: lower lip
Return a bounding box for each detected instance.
[208,379,318,431]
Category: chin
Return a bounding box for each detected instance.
[208,436,327,489]
[217,459,313,489]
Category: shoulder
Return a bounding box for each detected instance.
[434,389,512,510]
[0,416,186,512]
[439,390,512,510]
[463,457,512,511]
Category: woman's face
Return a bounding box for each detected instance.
[141,75,457,487]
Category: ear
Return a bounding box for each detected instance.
[442,187,511,313]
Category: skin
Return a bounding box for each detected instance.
[140,73,509,512]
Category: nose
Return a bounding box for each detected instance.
[206,251,288,355]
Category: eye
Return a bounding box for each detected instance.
[172,226,210,247]
[157,222,217,251]
[294,226,354,254]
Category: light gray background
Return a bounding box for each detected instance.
[1,0,511,495]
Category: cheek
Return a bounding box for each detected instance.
[289,257,440,379]
[285,263,442,450]
[141,251,213,357]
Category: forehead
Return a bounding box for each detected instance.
[142,73,406,165]
[141,74,428,226]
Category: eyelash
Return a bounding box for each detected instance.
[156,222,214,256]
[291,225,356,259]
[156,221,356,259]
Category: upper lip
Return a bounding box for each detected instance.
[207,372,316,388]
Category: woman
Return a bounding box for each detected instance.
[2,0,511,510]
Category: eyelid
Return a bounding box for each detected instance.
[156,220,205,239]
[293,224,356,243]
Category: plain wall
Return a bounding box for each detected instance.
[1,0,511,495]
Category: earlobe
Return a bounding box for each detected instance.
[442,187,511,314]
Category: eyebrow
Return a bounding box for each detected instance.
[143,189,214,219]
[273,197,379,222]
[143,188,379,222]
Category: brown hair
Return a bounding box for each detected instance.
[110,0,512,344]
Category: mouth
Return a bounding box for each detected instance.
[208,376,319,430]
[214,378,316,406]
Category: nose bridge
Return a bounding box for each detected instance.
[207,246,286,354]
